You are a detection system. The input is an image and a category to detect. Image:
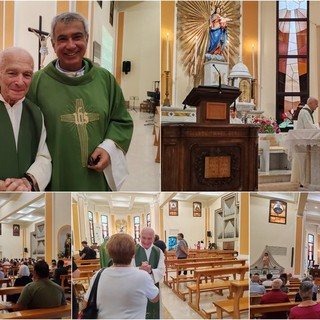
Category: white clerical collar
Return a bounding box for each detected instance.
[55,61,85,77]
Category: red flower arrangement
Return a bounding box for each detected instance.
[253,116,281,134]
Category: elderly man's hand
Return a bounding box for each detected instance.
[87,147,110,172]
[4,178,31,191]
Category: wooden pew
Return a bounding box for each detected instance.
[250,301,299,318]
[212,280,249,319]
[0,279,12,288]
[76,264,100,273]
[164,257,224,287]
[187,265,248,316]
[173,260,246,300]
[73,259,100,266]
[0,287,24,299]
[250,292,296,304]
[0,303,71,319]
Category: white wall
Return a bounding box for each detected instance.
[250,195,298,274]
[163,201,205,249]
[0,223,23,259]
[51,193,71,259]
[120,1,160,104]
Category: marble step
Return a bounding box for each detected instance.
[258,170,291,184]
[258,182,299,191]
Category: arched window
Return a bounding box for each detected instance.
[147,213,151,227]
[101,215,109,239]
[88,211,95,244]
[276,0,309,120]
[134,216,140,242]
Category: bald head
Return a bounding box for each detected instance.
[0,47,34,106]
[307,97,319,112]
[0,47,34,70]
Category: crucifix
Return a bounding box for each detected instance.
[28,16,50,70]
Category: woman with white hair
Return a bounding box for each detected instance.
[7,264,32,303]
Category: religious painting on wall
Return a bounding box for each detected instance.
[109,1,115,26]
[169,200,178,216]
[269,200,287,224]
[193,202,202,217]
[13,224,20,236]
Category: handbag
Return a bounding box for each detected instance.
[78,267,106,319]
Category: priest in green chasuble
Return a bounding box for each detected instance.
[0,47,51,191]
[133,227,165,319]
[27,12,133,191]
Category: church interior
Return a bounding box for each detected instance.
[72,191,249,319]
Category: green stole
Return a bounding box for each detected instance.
[303,107,314,123]
[135,245,161,319]
[0,99,42,180]
[99,240,113,268]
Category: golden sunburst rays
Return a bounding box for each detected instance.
[177,1,241,85]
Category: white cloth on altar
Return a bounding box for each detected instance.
[285,129,320,186]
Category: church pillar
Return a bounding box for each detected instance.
[116,12,124,85]
[110,214,115,235]
[159,207,164,242]
[294,216,303,275]
[240,193,249,255]
[242,1,259,104]
[141,214,145,227]
[150,202,160,233]
[45,193,53,263]
[318,234,320,265]
[127,215,132,235]
[22,228,26,259]
[205,207,210,249]
[161,1,175,104]
[72,202,81,254]
[1,1,14,48]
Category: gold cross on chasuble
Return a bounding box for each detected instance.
[61,99,100,167]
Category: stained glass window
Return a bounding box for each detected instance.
[134,216,140,242]
[101,215,109,239]
[88,211,95,244]
[277,0,309,120]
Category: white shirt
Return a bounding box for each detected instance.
[84,267,159,319]
[297,105,319,129]
[0,95,51,190]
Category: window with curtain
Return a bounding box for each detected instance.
[276,0,309,120]
[134,216,140,242]
[101,215,109,239]
[88,211,95,244]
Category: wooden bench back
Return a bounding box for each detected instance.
[0,303,71,319]
[174,259,246,271]
[250,301,299,316]
[0,287,24,296]
[194,265,248,280]
[74,259,100,265]
[77,264,100,272]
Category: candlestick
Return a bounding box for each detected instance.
[252,43,255,79]
[163,70,171,106]
[166,33,169,71]
[194,36,198,75]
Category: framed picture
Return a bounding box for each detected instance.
[269,200,287,224]
[109,1,115,26]
[13,224,20,236]
[193,202,202,217]
[169,200,178,216]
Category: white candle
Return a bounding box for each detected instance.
[166,33,169,71]
[252,43,255,79]
[194,36,198,75]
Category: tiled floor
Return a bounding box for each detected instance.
[160,281,249,319]
[121,110,160,191]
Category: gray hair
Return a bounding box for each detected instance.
[271,278,283,289]
[299,281,313,300]
[18,264,30,277]
[51,12,89,39]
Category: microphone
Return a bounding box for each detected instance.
[212,64,222,94]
